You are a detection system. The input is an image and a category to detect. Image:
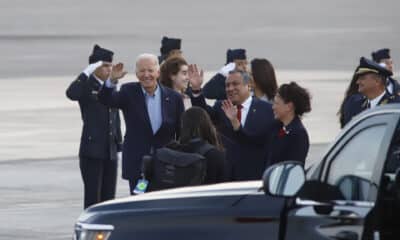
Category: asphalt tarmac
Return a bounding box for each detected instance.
[1,0,400,239]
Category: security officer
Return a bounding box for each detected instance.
[343,57,400,126]
[158,36,182,64]
[66,44,123,209]
[371,48,400,95]
[202,48,248,100]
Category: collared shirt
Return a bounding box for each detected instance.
[92,74,105,86]
[239,95,252,126]
[142,85,162,134]
[368,91,386,109]
[105,79,115,88]
[182,94,192,110]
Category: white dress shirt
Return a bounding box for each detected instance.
[368,91,386,109]
[93,74,104,86]
[239,95,252,126]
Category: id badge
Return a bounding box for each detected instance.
[133,179,149,195]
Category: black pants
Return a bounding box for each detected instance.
[79,157,117,209]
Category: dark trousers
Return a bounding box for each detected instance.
[79,157,117,209]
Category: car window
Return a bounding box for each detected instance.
[326,124,387,201]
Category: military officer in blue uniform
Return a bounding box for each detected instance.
[371,48,400,95]
[158,36,182,64]
[343,57,400,126]
[202,48,248,100]
[66,44,122,209]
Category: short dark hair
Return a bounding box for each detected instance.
[277,82,311,117]
[251,58,278,100]
[160,56,188,88]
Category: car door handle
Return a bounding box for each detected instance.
[331,230,358,240]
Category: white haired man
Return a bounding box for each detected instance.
[99,53,184,194]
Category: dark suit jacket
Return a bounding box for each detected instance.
[343,91,400,126]
[66,73,122,161]
[202,73,227,100]
[98,82,184,180]
[267,117,309,166]
[191,95,275,181]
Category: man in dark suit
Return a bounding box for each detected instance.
[343,57,400,126]
[98,53,184,194]
[202,49,248,100]
[190,69,275,181]
[66,44,123,209]
[371,48,400,95]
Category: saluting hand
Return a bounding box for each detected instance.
[221,100,241,130]
[188,64,204,91]
[219,62,236,77]
[110,63,127,84]
[83,61,103,77]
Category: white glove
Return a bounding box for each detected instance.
[378,62,387,68]
[82,61,103,77]
[218,62,236,77]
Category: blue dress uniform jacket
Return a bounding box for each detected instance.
[267,117,309,166]
[66,73,122,160]
[202,73,227,100]
[191,95,275,181]
[98,82,184,181]
[343,91,400,126]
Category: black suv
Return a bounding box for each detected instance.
[73,105,400,240]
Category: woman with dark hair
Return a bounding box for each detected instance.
[167,107,225,184]
[160,56,196,109]
[268,82,311,166]
[338,67,363,128]
[160,56,204,109]
[250,58,278,102]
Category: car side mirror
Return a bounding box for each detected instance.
[263,161,306,198]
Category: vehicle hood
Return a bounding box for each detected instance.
[80,181,262,220]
